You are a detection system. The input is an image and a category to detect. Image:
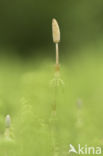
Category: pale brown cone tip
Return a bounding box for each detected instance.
[52,18,60,43]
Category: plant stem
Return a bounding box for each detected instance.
[56,43,59,66]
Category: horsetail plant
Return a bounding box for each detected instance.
[51,18,64,115]
[52,18,60,66]
[4,114,11,139]
[76,99,83,128]
[50,18,64,156]
[51,18,64,87]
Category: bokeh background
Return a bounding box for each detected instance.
[0,0,103,156]
[0,0,103,57]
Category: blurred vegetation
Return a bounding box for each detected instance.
[0,48,102,155]
[0,0,103,56]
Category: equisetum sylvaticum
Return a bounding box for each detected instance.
[4,114,11,138]
[50,18,64,156]
[76,99,83,127]
[51,18,64,87]
[52,18,60,67]
[51,18,64,115]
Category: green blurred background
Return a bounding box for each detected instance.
[0,0,103,57]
